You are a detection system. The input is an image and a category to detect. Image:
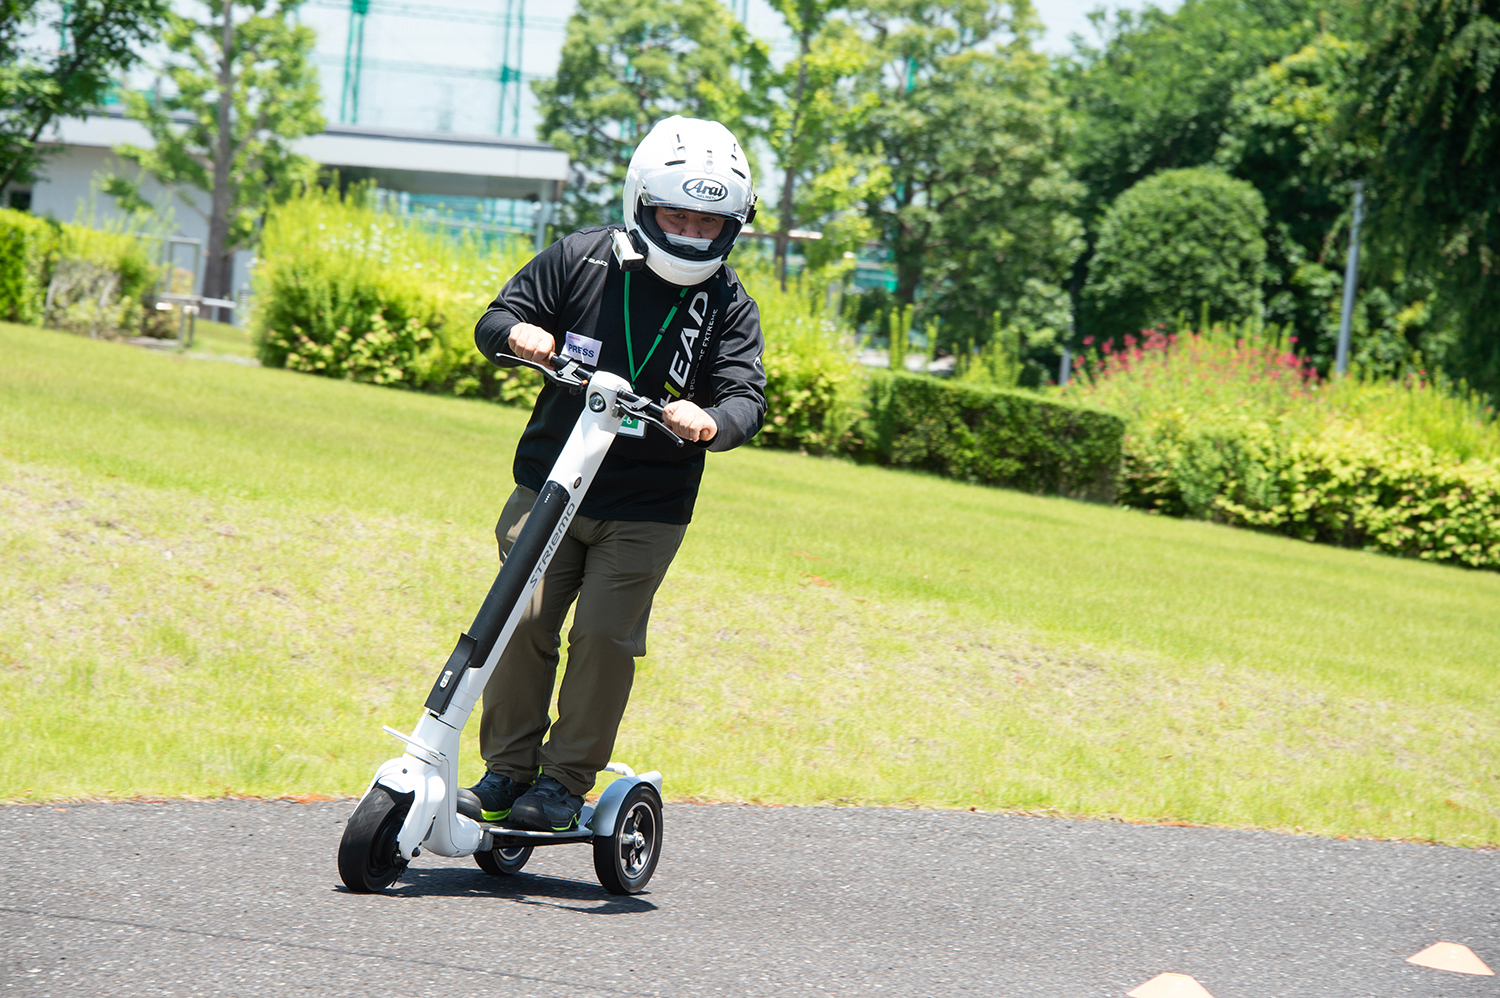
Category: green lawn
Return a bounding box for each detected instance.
[3,321,1498,846]
[188,318,257,359]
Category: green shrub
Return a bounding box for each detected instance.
[739,261,864,453]
[853,371,1125,501]
[0,209,158,336]
[1126,417,1500,568]
[0,208,55,325]
[253,186,540,402]
[1084,168,1268,338]
[1065,326,1500,568]
[45,224,155,338]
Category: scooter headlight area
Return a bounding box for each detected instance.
[336,356,675,896]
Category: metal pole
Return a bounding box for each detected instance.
[498,0,523,135]
[340,0,369,124]
[1335,180,1364,377]
[1058,346,1072,387]
[513,2,524,136]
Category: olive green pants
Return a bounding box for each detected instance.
[479,485,687,796]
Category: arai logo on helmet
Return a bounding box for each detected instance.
[681,177,728,202]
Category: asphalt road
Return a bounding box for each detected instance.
[2,801,1495,997]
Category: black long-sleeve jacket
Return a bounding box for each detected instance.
[475,226,767,524]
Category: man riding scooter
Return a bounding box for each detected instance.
[464,115,767,833]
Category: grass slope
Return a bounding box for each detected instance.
[2,322,1497,846]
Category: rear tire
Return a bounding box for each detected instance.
[338,785,411,893]
[594,783,661,895]
[474,842,533,876]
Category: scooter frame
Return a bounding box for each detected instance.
[339,354,679,894]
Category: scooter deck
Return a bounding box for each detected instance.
[480,804,597,846]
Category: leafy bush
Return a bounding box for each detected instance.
[45,224,155,338]
[1125,418,1500,569]
[739,260,864,453]
[0,208,54,325]
[853,371,1125,501]
[1064,326,1500,568]
[254,194,1120,502]
[253,186,540,401]
[0,208,157,336]
[1084,168,1268,339]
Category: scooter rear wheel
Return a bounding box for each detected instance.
[475,842,533,876]
[594,783,662,895]
[337,785,411,893]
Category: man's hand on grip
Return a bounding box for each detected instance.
[663,400,717,443]
[508,323,555,364]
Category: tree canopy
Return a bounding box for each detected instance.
[109,0,325,304]
[533,0,768,229]
[1084,168,1268,337]
[0,0,168,195]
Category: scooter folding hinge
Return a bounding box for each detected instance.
[382,725,444,766]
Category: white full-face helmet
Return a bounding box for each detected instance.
[623,115,756,286]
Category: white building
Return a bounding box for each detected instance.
[7,107,570,312]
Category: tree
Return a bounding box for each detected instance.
[1356,0,1500,395]
[109,0,323,311]
[0,0,168,195]
[852,0,1084,356]
[534,0,768,230]
[1083,168,1268,338]
[1062,0,1322,218]
[764,0,885,288]
[1214,36,1368,359]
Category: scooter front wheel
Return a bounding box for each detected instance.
[475,841,533,876]
[594,783,662,895]
[338,785,412,893]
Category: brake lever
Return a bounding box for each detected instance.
[497,352,590,393]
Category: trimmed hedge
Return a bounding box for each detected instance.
[1123,417,1500,569]
[853,371,1125,501]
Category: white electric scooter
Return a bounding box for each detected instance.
[337,348,684,896]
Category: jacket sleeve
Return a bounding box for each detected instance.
[474,236,572,362]
[700,292,767,453]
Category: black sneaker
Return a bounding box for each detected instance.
[509,774,584,832]
[465,771,532,823]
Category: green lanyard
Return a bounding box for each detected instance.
[622,271,688,388]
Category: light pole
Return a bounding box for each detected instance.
[1335,180,1365,377]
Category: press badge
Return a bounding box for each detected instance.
[563,331,603,366]
[618,414,646,438]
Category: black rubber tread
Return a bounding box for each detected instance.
[593,783,662,895]
[337,785,411,893]
[474,843,533,876]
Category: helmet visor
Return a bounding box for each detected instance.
[636,199,742,262]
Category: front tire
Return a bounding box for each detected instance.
[338,785,412,893]
[475,842,534,876]
[594,783,662,895]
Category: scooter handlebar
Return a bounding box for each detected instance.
[502,351,685,447]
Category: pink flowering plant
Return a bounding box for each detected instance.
[1061,323,1500,570]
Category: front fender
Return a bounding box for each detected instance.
[367,756,444,862]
